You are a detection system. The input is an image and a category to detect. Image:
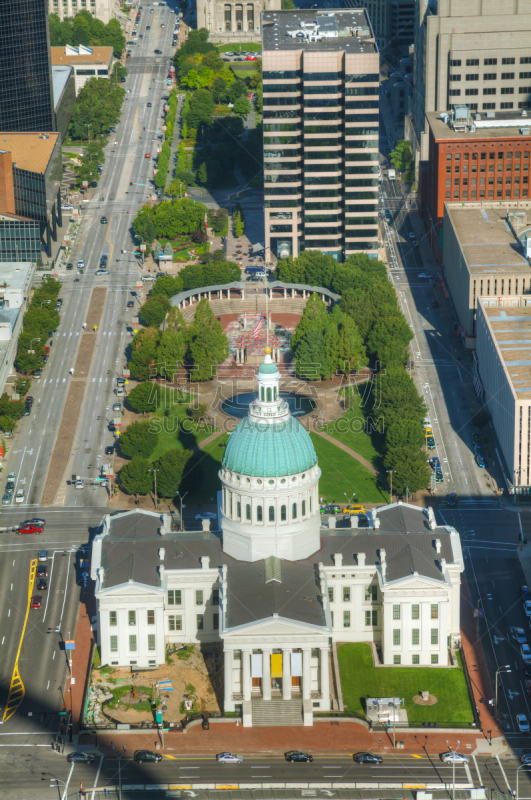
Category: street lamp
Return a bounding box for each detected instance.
[175,490,188,531]
[446,739,460,800]
[28,337,41,354]
[517,763,531,800]
[344,491,356,506]
[495,664,511,721]
[149,468,160,510]
[40,299,51,308]
[387,469,396,503]
[49,778,66,800]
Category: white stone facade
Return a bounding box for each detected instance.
[49,0,115,24]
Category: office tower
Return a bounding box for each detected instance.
[48,0,115,24]
[262,9,379,263]
[408,0,531,173]
[0,0,55,132]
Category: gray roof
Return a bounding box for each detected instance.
[226,558,326,629]
[375,504,433,533]
[262,9,377,53]
[303,531,454,583]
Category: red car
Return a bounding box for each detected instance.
[17,524,44,535]
[30,595,42,609]
[145,153,151,159]
[246,55,257,61]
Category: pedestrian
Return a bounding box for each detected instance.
[82,322,86,330]
[69,368,74,376]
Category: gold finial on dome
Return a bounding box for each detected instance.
[264,346,272,355]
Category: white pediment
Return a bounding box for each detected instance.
[384,575,448,591]
[98,581,162,599]
[224,615,330,638]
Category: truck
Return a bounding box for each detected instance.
[388,168,396,180]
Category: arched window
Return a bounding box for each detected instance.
[309,496,312,513]
[269,505,275,522]
[302,500,306,516]
[246,503,251,521]
[292,502,297,519]
[260,386,264,401]
[273,386,277,400]
[257,505,263,522]
[237,501,241,519]
[223,488,227,512]
[230,494,233,517]
[266,387,272,402]
[281,505,287,521]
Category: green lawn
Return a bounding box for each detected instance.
[311,434,388,504]
[324,388,385,471]
[148,395,216,463]
[338,644,474,725]
[217,42,261,52]
[183,432,229,503]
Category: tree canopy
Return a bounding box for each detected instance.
[49,11,125,56]
[120,420,158,459]
[139,296,172,328]
[154,449,193,499]
[119,457,153,496]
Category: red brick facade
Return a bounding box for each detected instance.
[0,150,15,215]
[419,128,531,261]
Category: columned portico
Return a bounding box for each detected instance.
[262,649,272,701]
[302,648,311,700]
[242,649,252,702]
[282,647,291,700]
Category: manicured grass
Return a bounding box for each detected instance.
[148,395,216,462]
[310,433,388,504]
[324,399,385,471]
[216,42,261,52]
[338,644,474,725]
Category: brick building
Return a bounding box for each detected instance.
[419,107,531,261]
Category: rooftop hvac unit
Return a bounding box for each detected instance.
[521,127,530,136]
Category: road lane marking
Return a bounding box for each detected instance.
[91,755,104,800]
[43,552,56,622]
[2,558,37,721]
[496,754,512,791]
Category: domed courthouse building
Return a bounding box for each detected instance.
[92,350,464,727]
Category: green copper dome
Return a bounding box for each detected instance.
[222,416,318,477]
[258,361,280,375]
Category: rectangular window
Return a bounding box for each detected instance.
[449,89,461,96]
[148,634,156,651]
[483,102,496,109]
[365,610,371,625]
[212,589,219,605]
[465,88,479,96]
[168,589,182,606]
[196,590,204,606]
[328,587,334,602]
[466,58,479,66]
[109,611,117,626]
[502,72,515,80]
[431,654,439,664]
[501,102,514,109]
[465,74,479,81]
[168,615,182,631]
[393,604,401,620]
[128,610,136,626]
[411,604,419,620]
[110,635,118,652]
[520,87,531,93]
[412,654,420,664]
[365,585,377,601]
[502,57,516,65]
[484,73,497,80]
[330,610,334,626]
[483,87,496,95]
[213,613,219,630]
[431,604,438,619]
[343,587,351,602]
[450,59,461,66]
[147,610,155,625]
[449,74,461,82]
[412,629,420,645]
[197,614,204,630]
[484,58,497,65]
[393,655,401,664]
[501,87,514,94]
[431,628,439,645]
[129,635,137,652]
[521,58,531,64]
[343,610,351,627]
[393,629,401,646]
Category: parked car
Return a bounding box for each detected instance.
[134,750,162,763]
[440,751,470,764]
[476,454,486,468]
[285,751,313,762]
[216,753,244,764]
[2,492,12,504]
[15,489,25,503]
[353,752,383,764]
[105,445,114,455]
[521,644,531,663]
[196,512,217,520]
[524,600,531,618]
[517,714,530,733]
[512,627,527,644]
[343,504,366,516]
[320,504,341,515]
[426,436,436,449]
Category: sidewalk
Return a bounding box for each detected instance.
[69,586,96,736]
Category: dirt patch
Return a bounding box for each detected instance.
[412,693,438,706]
[40,288,107,505]
[91,646,222,724]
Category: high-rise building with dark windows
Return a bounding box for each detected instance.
[0,0,55,132]
[262,8,380,263]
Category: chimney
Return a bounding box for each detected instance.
[350,515,358,528]
[357,552,366,567]
[434,538,441,554]
[334,552,343,567]
[202,518,211,532]
[328,515,336,529]
[201,556,210,569]
[440,557,447,571]
[158,547,165,561]
[159,524,167,537]
[427,507,437,530]
[159,564,165,581]
[374,516,380,529]
[379,548,386,566]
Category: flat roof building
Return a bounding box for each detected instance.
[420,108,531,261]
[0,262,34,397]
[52,66,76,140]
[0,0,55,132]
[262,8,379,263]
[50,45,114,95]
[0,132,63,263]
[476,296,531,494]
[442,204,531,339]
